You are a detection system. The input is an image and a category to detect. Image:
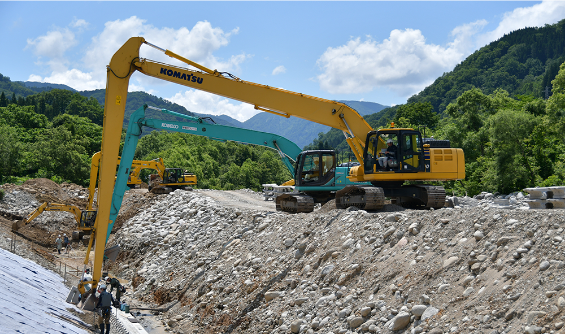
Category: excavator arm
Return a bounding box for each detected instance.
[12,202,82,231]
[102,104,302,240]
[87,36,464,293]
[135,45,371,163]
[141,105,302,174]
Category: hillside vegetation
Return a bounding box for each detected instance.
[1,19,564,196]
[0,89,291,190]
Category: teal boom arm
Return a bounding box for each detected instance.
[106,105,301,240]
[142,105,302,175]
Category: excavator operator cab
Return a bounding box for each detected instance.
[294,150,336,186]
[163,168,182,184]
[364,129,425,174]
[79,210,97,229]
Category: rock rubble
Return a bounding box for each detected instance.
[3,180,565,334]
[106,189,565,334]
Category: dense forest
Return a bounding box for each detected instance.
[0,89,291,190]
[409,19,565,113]
[1,19,565,196]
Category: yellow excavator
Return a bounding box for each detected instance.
[12,151,193,238]
[77,37,465,297]
[127,157,196,193]
[11,151,105,239]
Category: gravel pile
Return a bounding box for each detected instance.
[105,189,565,334]
[3,179,565,334]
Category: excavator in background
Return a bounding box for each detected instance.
[77,37,465,299]
[11,151,191,239]
[11,202,96,241]
[11,151,105,240]
[127,157,197,192]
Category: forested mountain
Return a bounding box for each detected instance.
[22,81,76,92]
[409,19,565,113]
[0,74,387,147]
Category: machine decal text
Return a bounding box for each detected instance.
[162,123,179,129]
[160,68,204,84]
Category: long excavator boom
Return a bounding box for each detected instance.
[102,104,302,240]
[87,36,465,295]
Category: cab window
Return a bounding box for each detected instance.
[301,154,320,182]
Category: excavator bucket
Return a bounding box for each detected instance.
[104,245,121,262]
[11,220,25,231]
[77,289,98,311]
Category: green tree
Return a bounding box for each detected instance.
[488,109,538,192]
[0,125,23,182]
[0,92,6,107]
[546,61,565,121]
[394,102,439,129]
[32,126,90,185]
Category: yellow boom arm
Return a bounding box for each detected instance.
[90,36,463,290]
[12,202,82,231]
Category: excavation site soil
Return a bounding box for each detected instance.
[2,178,565,334]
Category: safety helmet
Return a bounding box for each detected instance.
[99,284,106,290]
[58,235,61,237]
[105,276,111,282]
[63,233,66,236]
[387,139,393,144]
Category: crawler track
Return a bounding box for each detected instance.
[419,185,446,209]
[276,194,315,213]
[335,185,385,210]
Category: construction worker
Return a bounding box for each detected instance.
[106,276,123,302]
[82,268,92,292]
[55,235,62,254]
[63,234,70,253]
[95,284,115,334]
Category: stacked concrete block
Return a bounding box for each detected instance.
[262,183,295,201]
[523,186,565,209]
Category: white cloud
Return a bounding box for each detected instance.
[167,90,258,122]
[70,18,89,29]
[316,0,565,100]
[36,69,104,91]
[26,28,76,60]
[449,19,489,55]
[27,17,247,93]
[478,0,565,46]
[27,74,42,82]
[272,65,286,75]
[316,29,463,97]
[128,83,155,95]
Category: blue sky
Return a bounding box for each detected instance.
[1,1,565,121]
